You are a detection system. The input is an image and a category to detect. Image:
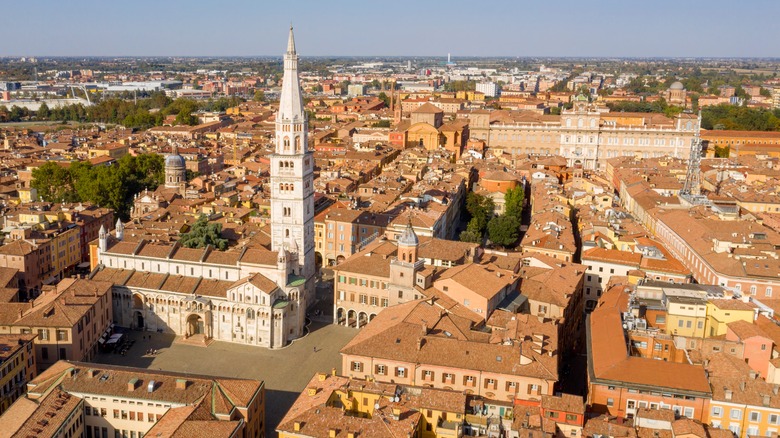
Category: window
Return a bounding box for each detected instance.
[396,367,406,378]
[711,407,723,418]
[767,287,773,297]
[751,412,762,423]
[731,409,742,420]
[38,329,49,341]
[376,365,386,375]
[683,407,694,419]
[56,330,68,341]
[351,361,362,372]
[770,414,779,424]
[607,398,614,407]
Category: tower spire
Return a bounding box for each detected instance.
[287,24,296,54]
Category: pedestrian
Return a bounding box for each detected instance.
[313,346,316,353]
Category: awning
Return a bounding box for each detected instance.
[77,262,91,268]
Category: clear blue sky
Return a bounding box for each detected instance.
[3,0,779,57]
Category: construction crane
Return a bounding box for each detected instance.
[679,111,710,206]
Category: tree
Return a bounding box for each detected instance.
[31,162,76,202]
[760,87,772,98]
[714,146,730,158]
[175,108,198,126]
[253,90,265,102]
[37,102,50,119]
[377,92,390,107]
[487,214,520,248]
[465,192,494,234]
[504,186,525,220]
[459,229,482,243]
[179,215,228,250]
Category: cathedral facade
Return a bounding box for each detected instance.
[90,28,313,349]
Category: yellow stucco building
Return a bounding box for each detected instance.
[0,334,37,414]
[705,299,756,338]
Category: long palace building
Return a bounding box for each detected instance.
[463,97,700,171]
[88,27,314,349]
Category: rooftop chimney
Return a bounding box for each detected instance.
[175,379,188,390]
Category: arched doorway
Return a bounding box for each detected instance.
[358,312,368,329]
[369,313,376,322]
[187,314,204,336]
[133,311,144,329]
[336,308,345,325]
[315,252,323,269]
[347,310,357,328]
[336,255,345,265]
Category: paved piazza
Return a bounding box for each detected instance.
[92,320,356,437]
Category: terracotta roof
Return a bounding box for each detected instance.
[341,300,558,381]
[588,286,711,395]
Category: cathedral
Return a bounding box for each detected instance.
[90,27,315,349]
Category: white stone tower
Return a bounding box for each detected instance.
[270,26,316,303]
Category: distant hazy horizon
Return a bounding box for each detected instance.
[3,0,779,58]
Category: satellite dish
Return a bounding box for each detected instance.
[374,403,380,410]
[394,396,399,402]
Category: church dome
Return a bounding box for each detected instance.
[670,81,685,90]
[398,222,419,247]
[165,153,185,168]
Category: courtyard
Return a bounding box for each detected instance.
[92,320,356,437]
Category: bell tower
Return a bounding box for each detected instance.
[270,26,316,302]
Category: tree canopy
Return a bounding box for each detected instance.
[31,154,164,220]
[179,215,228,250]
[487,214,521,247]
[504,186,525,220]
[460,192,494,243]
